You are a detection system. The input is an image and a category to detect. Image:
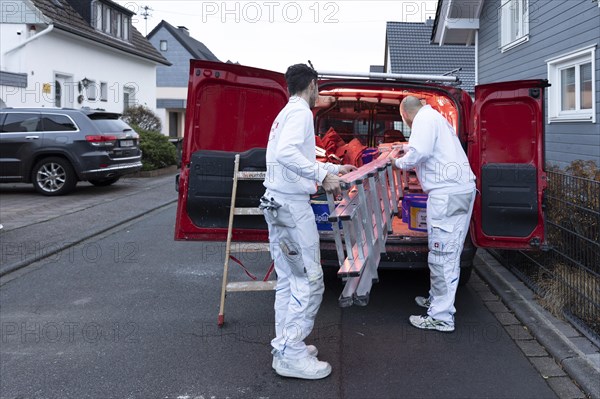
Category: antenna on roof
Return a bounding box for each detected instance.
[141,5,153,35]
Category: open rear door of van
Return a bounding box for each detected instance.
[175,60,288,241]
[469,80,549,250]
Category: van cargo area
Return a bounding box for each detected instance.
[309,86,474,270]
[178,84,475,274]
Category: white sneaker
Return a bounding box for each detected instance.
[274,354,332,380]
[415,296,431,309]
[272,345,318,369]
[409,315,454,332]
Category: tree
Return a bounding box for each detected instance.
[122,105,162,132]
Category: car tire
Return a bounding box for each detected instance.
[32,157,77,196]
[89,177,121,187]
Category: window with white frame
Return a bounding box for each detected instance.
[100,82,108,102]
[547,46,596,123]
[103,6,110,33]
[499,0,529,51]
[123,85,136,111]
[91,1,131,41]
[86,80,97,101]
[94,2,102,29]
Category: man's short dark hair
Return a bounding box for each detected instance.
[285,64,318,95]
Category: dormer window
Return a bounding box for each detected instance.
[92,1,131,41]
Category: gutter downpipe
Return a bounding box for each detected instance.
[475,30,479,85]
[4,24,54,55]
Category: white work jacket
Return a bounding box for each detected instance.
[264,96,339,199]
[395,105,476,194]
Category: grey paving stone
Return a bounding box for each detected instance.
[485,300,510,314]
[553,321,583,339]
[516,339,549,357]
[470,283,490,293]
[588,353,600,369]
[495,312,520,326]
[546,377,586,399]
[530,357,567,378]
[570,337,600,355]
[505,324,534,341]
[469,272,483,283]
[478,290,499,301]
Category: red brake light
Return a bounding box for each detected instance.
[86,135,117,143]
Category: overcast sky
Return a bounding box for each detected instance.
[115,1,439,72]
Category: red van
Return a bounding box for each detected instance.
[174,60,548,286]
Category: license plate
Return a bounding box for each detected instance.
[120,140,134,147]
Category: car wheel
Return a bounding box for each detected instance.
[32,157,77,196]
[89,177,121,187]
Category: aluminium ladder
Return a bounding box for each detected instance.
[217,154,275,327]
[326,145,404,307]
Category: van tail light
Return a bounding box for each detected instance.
[86,135,117,146]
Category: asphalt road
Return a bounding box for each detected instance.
[0,204,558,399]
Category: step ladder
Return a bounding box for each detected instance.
[326,145,404,307]
[217,154,275,327]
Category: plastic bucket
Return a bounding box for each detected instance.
[311,200,341,231]
[401,193,428,223]
[408,200,427,232]
[361,148,379,164]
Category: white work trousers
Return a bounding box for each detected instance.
[426,190,476,325]
[263,193,324,360]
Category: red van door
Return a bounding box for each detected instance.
[175,60,288,241]
[469,80,549,250]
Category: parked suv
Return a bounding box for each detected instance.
[0,108,142,195]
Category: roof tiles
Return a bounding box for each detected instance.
[386,21,475,92]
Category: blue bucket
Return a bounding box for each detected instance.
[408,200,427,232]
[361,148,379,164]
[401,193,428,223]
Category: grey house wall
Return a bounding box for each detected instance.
[147,29,190,87]
[478,0,600,169]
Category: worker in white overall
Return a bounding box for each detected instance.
[262,63,356,379]
[389,96,476,332]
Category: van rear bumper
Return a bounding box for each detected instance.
[319,234,476,270]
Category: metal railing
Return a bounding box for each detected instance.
[490,170,600,345]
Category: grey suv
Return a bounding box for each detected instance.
[0,108,142,195]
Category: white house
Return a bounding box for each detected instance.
[0,0,170,113]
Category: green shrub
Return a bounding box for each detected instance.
[133,125,177,171]
[123,105,162,132]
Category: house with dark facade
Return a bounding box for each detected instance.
[0,0,169,112]
[431,0,600,169]
[147,20,220,137]
[384,19,475,93]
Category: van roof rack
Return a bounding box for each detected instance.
[318,70,459,84]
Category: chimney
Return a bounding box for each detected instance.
[178,26,189,35]
[425,16,433,26]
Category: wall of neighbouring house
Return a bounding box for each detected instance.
[148,28,190,88]
[478,0,600,169]
[1,27,157,114]
[147,28,190,135]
